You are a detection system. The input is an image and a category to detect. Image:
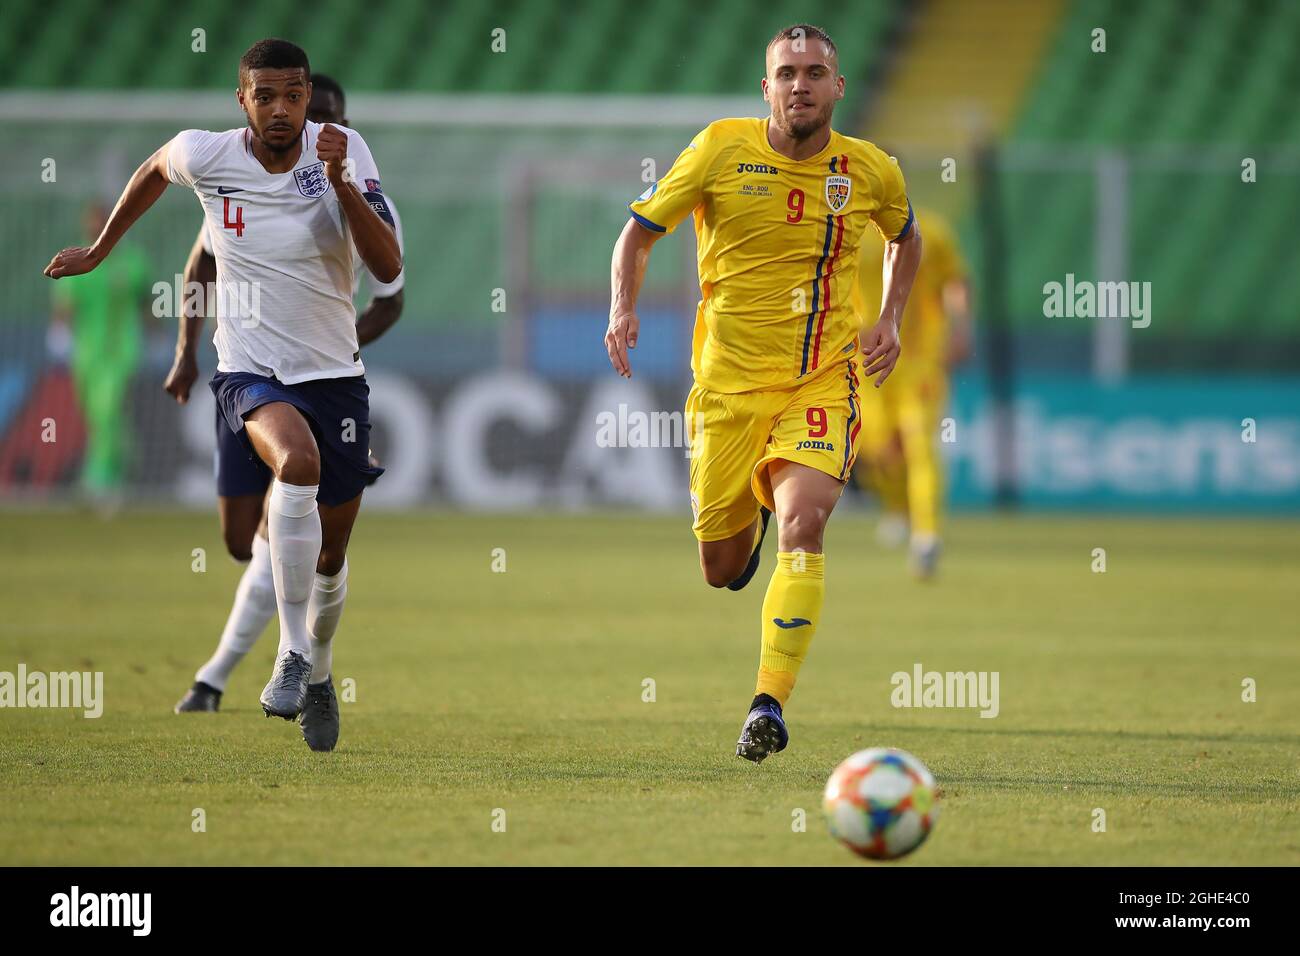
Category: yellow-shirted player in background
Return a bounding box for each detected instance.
[854,204,972,579]
[606,24,922,762]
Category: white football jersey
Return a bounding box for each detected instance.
[202,195,406,300]
[167,120,392,384]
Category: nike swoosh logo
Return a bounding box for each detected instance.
[216,187,243,195]
[772,618,812,629]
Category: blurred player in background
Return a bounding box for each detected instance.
[854,203,971,579]
[47,201,153,504]
[164,73,405,748]
[44,39,403,751]
[607,25,921,762]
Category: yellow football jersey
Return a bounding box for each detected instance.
[629,117,912,394]
[856,207,967,380]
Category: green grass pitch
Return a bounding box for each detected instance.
[1,509,1296,865]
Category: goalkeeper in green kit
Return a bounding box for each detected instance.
[47,202,153,500]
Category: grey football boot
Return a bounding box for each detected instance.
[260,650,311,719]
[174,681,221,713]
[909,538,941,581]
[299,677,340,752]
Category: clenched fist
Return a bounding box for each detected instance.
[315,123,351,186]
[163,351,199,404]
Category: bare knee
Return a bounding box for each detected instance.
[700,541,750,589]
[219,496,264,562]
[276,444,320,486]
[701,558,740,588]
[317,547,347,576]
[222,530,254,563]
[778,504,829,553]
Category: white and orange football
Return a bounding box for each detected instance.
[823,748,938,860]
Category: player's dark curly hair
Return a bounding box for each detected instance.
[238,38,310,86]
[309,72,346,112]
[767,23,838,62]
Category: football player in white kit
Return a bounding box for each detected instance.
[44,39,403,744]
[162,73,405,752]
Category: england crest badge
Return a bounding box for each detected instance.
[295,162,330,198]
[825,174,851,213]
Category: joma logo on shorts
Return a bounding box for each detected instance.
[795,439,835,452]
[736,162,780,175]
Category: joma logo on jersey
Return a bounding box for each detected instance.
[737,162,780,175]
[294,162,330,198]
[795,439,836,452]
[825,175,851,213]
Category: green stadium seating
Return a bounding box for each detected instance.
[1005,0,1300,351]
[0,0,902,97]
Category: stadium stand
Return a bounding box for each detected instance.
[1008,0,1300,360]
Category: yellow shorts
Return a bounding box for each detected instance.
[856,364,948,461]
[686,357,863,542]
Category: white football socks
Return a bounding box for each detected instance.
[268,480,321,660]
[307,559,348,684]
[195,533,276,691]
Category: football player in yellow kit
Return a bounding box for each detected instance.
[855,206,972,579]
[605,24,922,761]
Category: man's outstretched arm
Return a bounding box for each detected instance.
[43,143,172,279]
[606,217,662,379]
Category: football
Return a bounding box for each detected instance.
[823,748,938,860]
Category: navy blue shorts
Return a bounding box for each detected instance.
[209,371,383,507]
[215,400,271,498]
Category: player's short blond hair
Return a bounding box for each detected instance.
[767,24,838,64]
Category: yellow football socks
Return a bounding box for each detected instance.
[755,551,825,707]
[905,444,941,538]
[875,460,910,518]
